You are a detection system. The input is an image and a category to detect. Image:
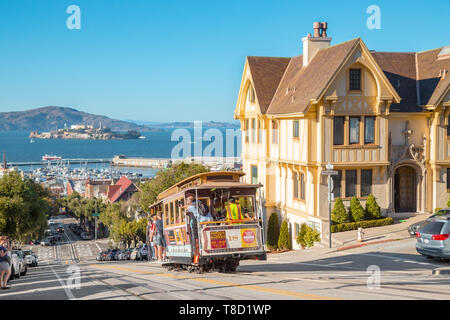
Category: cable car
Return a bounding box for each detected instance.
[149,171,266,273]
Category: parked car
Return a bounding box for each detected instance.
[130,248,141,261]
[125,248,132,260]
[40,237,56,246]
[105,249,119,261]
[416,215,450,260]
[12,250,27,277]
[23,250,38,267]
[139,244,149,260]
[9,251,22,280]
[80,232,91,240]
[96,252,107,261]
[116,250,128,261]
[408,209,450,237]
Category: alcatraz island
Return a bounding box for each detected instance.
[29,124,142,140]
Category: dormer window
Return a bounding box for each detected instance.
[349,68,361,91]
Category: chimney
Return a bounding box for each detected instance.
[302,21,332,67]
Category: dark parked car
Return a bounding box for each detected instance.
[408,209,450,237]
[105,249,119,261]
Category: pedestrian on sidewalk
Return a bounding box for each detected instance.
[153,212,166,263]
[0,243,11,290]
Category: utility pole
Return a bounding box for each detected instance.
[321,162,338,248]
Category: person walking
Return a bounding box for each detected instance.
[153,212,166,263]
[0,243,11,290]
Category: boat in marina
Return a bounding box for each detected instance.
[42,154,62,161]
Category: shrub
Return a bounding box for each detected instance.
[278,220,292,251]
[331,217,395,233]
[266,212,279,250]
[365,195,382,220]
[331,197,349,224]
[296,223,321,248]
[349,197,365,222]
[447,195,450,208]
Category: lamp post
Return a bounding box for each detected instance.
[321,162,338,248]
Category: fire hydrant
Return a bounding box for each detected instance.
[357,227,365,242]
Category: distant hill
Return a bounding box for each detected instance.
[127,119,240,129]
[0,106,152,132]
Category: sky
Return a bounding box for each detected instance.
[0,0,449,123]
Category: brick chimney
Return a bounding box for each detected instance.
[302,22,332,67]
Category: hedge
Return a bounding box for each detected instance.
[331,217,395,233]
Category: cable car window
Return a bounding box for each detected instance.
[175,199,181,224]
[180,198,186,222]
[169,202,175,225]
[164,204,169,226]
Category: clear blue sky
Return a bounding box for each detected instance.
[0,0,448,123]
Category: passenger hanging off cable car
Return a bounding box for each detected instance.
[183,193,213,255]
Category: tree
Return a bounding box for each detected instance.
[0,172,50,242]
[331,197,349,224]
[349,197,365,222]
[365,195,382,220]
[278,220,292,251]
[296,223,321,248]
[266,212,279,250]
[139,162,208,210]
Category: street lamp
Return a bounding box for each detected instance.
[321,162,338,248]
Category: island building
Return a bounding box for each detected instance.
[234,22,450,248]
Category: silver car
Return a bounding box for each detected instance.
[416,216,450,260]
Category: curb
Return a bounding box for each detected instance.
[432,268,450,275]
[335,237,406,252]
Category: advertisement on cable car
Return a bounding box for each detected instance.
[201,224,262,254]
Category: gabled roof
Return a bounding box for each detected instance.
[108,176,136,203]
[417,48,450,107]
[245,37,449,115]
[372,52,421,112]
[267,38,360,115]
[246,56,291,114]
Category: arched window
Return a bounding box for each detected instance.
[247,84,256,103]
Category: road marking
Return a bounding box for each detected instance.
[359,253,442,267]
[50,266,76,300]
[89,264,342,300]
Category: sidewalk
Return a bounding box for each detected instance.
[328,213,431,250]
[265,213,432,262]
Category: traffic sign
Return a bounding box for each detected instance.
[92,213,100,217]
[322,170,338,176]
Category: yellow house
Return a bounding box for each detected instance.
[234,22,450,248]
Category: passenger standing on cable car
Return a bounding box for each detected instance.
[184,193,213,255]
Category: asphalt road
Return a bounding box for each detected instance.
[1,216,449,300]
